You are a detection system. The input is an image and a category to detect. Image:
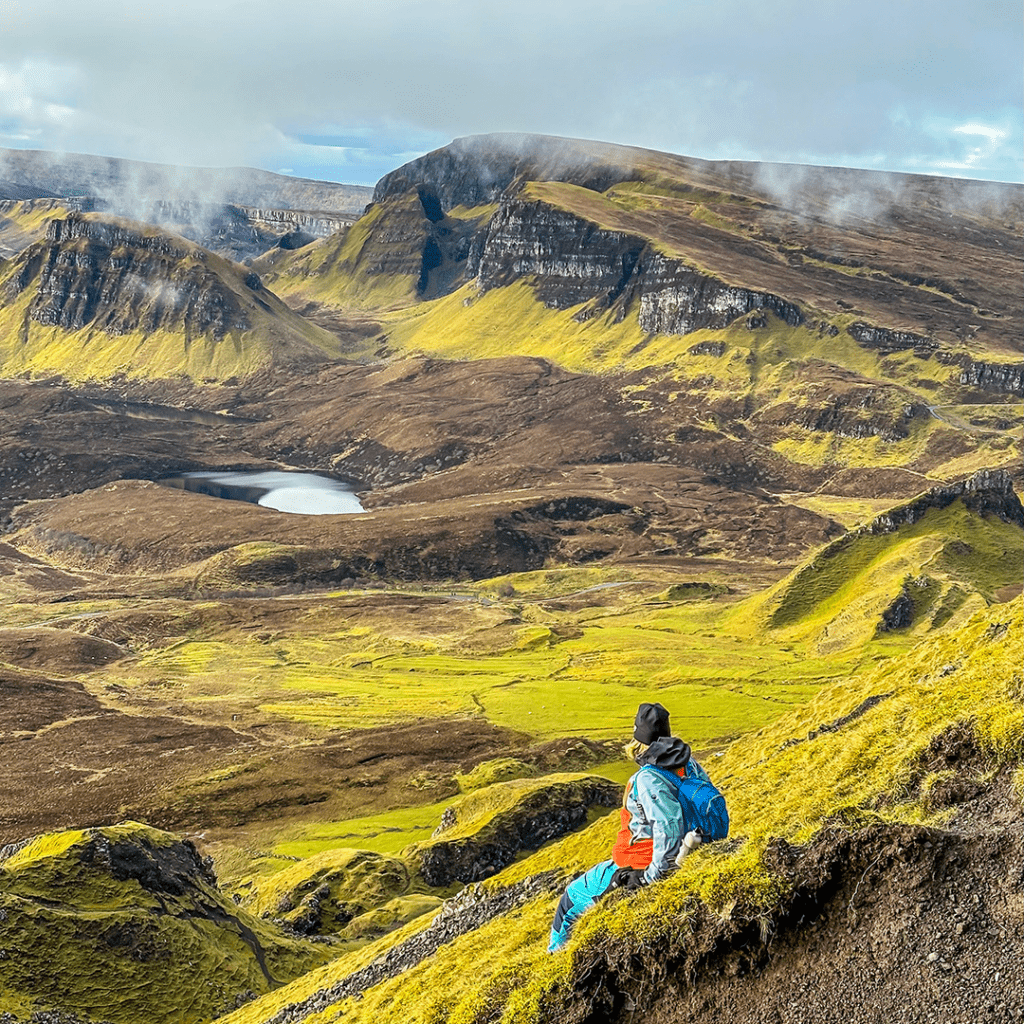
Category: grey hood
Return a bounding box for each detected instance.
[638,735,691,771]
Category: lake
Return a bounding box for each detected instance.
[158,470,365,515]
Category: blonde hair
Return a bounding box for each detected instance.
[624,739,649,764]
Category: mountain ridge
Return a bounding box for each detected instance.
[0,147,373,214]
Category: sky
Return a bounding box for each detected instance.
[1,0,1021,187]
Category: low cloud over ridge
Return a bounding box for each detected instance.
[1,0,1021,185]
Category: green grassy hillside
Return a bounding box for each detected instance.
[1,475,1019,1024]
[0,822,332,1023]
[257,167,1021,485]
[218,594,1022,1024]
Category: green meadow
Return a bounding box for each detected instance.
[105,498,1020,747]
[109,582,857,744]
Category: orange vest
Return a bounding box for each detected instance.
[611,765,686,868]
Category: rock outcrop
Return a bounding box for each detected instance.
[846,321,937,357]
[249,848,417,939]
[862,468,1024,535]
[378,188,808,338]
[936,352,1024,396]
[414,775,621,886]
[0,196,355,264]
[0,212,345,378]
[5,214,252,338]
[144,201,356,264]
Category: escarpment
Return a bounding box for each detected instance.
[354,134,1024,362]
[471,198,644,308]
[5,213,253,338]
[0,211,350,379]
[863,467,1024,533]
[353,189,807,338]
[0,196,356,264]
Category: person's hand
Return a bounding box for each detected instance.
[611,867,647,891]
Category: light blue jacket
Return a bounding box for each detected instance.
[626,755,710,884]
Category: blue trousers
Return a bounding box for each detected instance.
[548,859,618,952]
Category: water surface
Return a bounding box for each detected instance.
[160,470,364,515]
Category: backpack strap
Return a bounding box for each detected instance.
[637,764,691,829]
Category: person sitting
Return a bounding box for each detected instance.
[548,701,727,952]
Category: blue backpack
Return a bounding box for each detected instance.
[639,763,730,841]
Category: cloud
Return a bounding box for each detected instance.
[936,122,1012,172]
[954,124,1008,142]
[0,58,81,131]
[1,0,1021,185]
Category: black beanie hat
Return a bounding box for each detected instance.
[634,702,670,744]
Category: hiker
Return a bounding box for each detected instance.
[547,701,728,952]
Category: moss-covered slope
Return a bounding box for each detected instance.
[0,822,332,1024]
[237,772,617,946]
[268,134,1022,378]
[744,468,1024,651]
[243,847,435,941]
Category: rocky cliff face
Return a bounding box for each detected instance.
[471,197,642,309]
[150,201,356,263]
[415,776,621,886]
[631,251,802,334]
[936,352,1024,396]
[0,197,356,264]
[3,213,254,338]
[846,321,938,357]
[373,141,813,339]
[863,467,1024,534]
[365,134,1024,361]
[0,212,348,379]
[456,193,804,336]
[267,190,490,305]
[377,140,808,337]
